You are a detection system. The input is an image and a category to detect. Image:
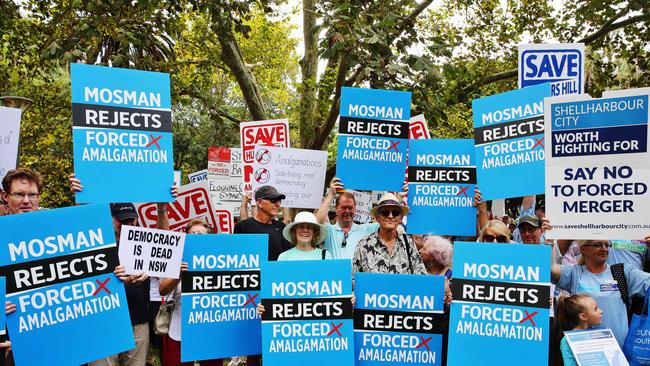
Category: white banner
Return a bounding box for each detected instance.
[240,119,290,192]
[118,225,185,278]
[0,107,22,178]
[208,146,244,217]
[188,169,208,183]
[251,146,327,208]
[545,88,650,239]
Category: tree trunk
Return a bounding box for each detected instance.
[216,23,268,121]
[298,0,319,148]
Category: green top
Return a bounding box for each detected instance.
[277,247,332,261]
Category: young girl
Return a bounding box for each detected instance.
[556,294,604,366]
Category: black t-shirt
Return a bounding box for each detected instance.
[234,218,292,261]
[125,279,150,325]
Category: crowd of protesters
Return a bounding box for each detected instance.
[1,167,650,366]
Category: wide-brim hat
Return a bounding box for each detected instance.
[370,192,409,216]
[282,211,328,245]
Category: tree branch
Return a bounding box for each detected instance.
[457,10,650,100]
[214,19,268,120]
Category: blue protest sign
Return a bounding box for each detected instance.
[518,44,584,96]
[447,242,551,366]
[544,89,650,240]
[473,83,552,200]
[0,204,134,366]
[0,278,5,336]
[71,63,174,203]
[354,273,445,366]
[181,234,267,361]
[261,260,354,365]
[407,139,476,235]
[337,87,411,191]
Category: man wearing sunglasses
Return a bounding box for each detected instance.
[1,168,42,215]
[315,177,379,259]
[352,193,426,274]
[234,185,292,261]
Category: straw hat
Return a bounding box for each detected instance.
[370,192,409,216]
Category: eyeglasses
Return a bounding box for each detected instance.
[8,192,39,202]
[483,234,508,243]
[583,242,612,248]
[379,208,402,218]
[342,232,349,247]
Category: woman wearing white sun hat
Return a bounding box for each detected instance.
[278,211,332,261]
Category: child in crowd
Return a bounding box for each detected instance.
[556,294,603,366]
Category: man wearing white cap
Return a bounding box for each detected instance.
[352,193,426,274]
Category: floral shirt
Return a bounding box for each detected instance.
[352,232,426,274]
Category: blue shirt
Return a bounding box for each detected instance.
[323,222,379,259]
[607,240,649,271]
[560,337,577,366]
[557,264,650,346]
[278,247,332,261]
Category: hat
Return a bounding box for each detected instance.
[254,185,286,201]
[517,214,541,228]
[282,211,328,245]
[370,192,409,216]
[110,203,138,221]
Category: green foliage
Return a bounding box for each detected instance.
[2,0,649,207]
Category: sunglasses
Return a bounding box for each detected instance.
[379,208,402,218]
[342,232,349,247]
[265,197,282,204]
[583,242,612,248]
[483,234,508,243]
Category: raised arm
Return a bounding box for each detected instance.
[315,177,342,224]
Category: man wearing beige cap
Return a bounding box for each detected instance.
[352,192,425,274]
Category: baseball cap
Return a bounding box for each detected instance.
[110,203,138,221]
[517,214,541,228]
[254,186,286,201]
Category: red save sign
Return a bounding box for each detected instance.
[240,119,290,163]
[215,209,234,234]
[409,114,431,139]
[136,183,218,232]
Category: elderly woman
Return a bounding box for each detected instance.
[419,236,453,278]
[477,220,512,243]
[552,239,650,347]
[278,211,330,260]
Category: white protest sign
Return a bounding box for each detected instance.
[251,146,327,208]
[0,107,22,178]
[136,181,222,233]
[208,146,245,217]
[188,169,208,183]
[173,170,182,186]
[350,190,373,223]
[564,329,629,366]
[118,225,185,278]
[409,114,431,139]
[519,43,585,96]
[545,88,650,239]
[240,119,290,192]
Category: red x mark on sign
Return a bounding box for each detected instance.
[387,141,400,153]
[243,294,258,307]
[532,137,544,149]
[92,278,111,296]
[327,322,343,337]
[520,310,538,326]
[146,134,162,149]
[415,336,432,351]
[456,186,470,197]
